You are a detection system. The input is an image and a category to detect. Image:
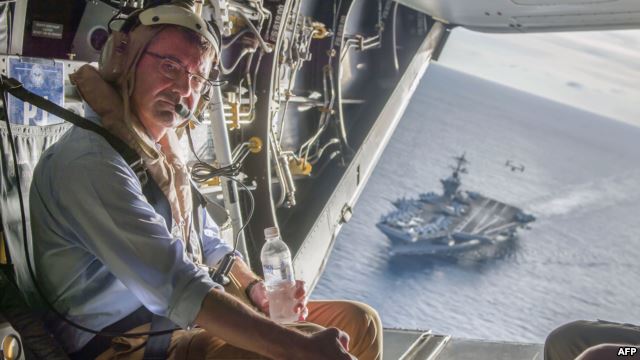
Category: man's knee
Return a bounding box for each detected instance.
[307,300,382,360]
[576,344,634,360]
[544,320,595,360]
[347,301,379,320]
[316,300,381,343]
[546,320,593,344]
[340,301,382,360]
[343,301,382,335]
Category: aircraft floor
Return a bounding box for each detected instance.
[383,328,543,360]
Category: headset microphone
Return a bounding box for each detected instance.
[175,103,191,118]
[175,103,203,127]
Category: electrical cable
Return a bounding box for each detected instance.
[221,175,254,253]
[309,150,341,179]
[185,126,254,253]
[308,138,340,164]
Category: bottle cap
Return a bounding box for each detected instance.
[264,227,279,239]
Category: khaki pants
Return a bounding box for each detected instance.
[544,320,640,360]
[96,275,382,360]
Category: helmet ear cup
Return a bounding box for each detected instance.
[98,9,142,82]
[98,30,129,82]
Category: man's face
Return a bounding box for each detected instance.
[132,27,212,141]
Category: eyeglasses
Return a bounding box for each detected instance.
[144,51,213,96]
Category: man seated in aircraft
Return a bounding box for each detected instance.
[544,320,640,360]
[27,3,382,359]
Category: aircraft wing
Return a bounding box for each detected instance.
[397,0,640,32]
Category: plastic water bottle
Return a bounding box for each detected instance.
[260,227,298,323]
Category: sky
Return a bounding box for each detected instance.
[436,28,640,127]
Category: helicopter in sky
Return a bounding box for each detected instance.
[505,160,525,172]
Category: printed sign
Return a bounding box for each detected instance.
[31,21,64,39]
[7,57,64,126]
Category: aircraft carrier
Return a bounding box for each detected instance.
[377,154,535,256]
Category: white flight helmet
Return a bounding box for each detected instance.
[138,5,219,55]
[99,2,219,82]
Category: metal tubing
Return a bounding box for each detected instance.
[210,85,249,262]
[392,1,400,71]
[236,10,273,53]
[9,0,27,55]
[269,132,289,208]
[220,47,256,75]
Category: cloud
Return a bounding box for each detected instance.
[439,28,640,127]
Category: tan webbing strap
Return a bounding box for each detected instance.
[0,230,7,264]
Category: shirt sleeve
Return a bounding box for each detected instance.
[55,152,220,329]
[201,209,243,267]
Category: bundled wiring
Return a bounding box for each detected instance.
[185,127,254,254]
[186,127,250,182]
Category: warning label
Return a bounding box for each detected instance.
[32,21,63,39]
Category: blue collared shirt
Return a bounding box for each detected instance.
[28,108,232,353]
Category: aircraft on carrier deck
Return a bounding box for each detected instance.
[1,0,639,359]
[377,153,536,257]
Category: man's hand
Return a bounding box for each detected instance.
[249,280,309,321]
[248,280,269,315]
[292,280,309,321]
[196,289,356,360]
[303,327,355,360]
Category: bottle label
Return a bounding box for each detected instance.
[263,264,276,279]
[280,259,291,281]
[263,261,294,282]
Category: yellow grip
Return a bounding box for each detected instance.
[289,158,312,176]
[0,231,7,265]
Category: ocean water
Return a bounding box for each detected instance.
[311,63,640,343]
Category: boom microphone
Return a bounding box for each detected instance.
[175,103,191,119]
[175,103,202,126]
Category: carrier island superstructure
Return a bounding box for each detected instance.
[377,154,535,256]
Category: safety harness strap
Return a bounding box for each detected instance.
[0,76,139,165]
[143,315,177,360]
[1,75,174,359]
